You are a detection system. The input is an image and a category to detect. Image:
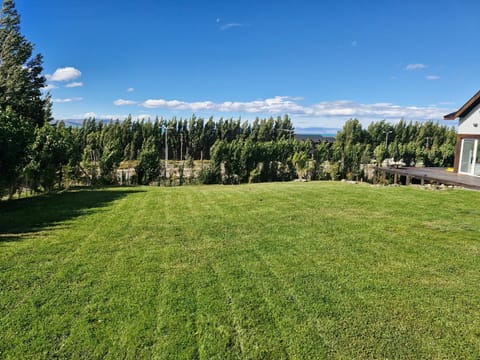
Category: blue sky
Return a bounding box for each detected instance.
[16,0,480,130]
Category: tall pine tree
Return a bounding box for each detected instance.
[0,0,48,125]
[0,0,49,196]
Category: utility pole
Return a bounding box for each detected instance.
[180,132,183,161]
[384,130,393,149]
[425,137,431,150]
[165,126,168,178]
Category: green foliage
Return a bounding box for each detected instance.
[99,139,122,184]
[0,108,33,196]
[210,138,298,184]
[136,136,161,185]
[374,144,387,165]
[0,0,48,126]
[0,0,51,196]
[0,113,297,191]
[81,131,100,185]
[198,164,220,184]
[291,151,308,179]
[331,118,456,179]
[185,154,194,169]
[1,110,460,191]
[25,122,70,192]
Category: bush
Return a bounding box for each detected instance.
[198,164,220,184]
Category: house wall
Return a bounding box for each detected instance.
[459,102,480,135]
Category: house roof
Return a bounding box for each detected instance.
[444,90,480,120]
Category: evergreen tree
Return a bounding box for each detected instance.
[136,136,161,184]
[292,151,308,179]
[25,122,69,192]
[0,108,32,196]
[0,0,48,125]
[0,0,49,195]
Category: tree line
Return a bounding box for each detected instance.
[2,114,456,196]
[30,115,297,188]
[0,0,51,198]
[312,118,456,181]
[210,118,456,184]
[0,0,458,197]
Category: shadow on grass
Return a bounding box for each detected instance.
[0,187,144,243]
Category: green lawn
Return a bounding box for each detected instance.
[1,182,479,359]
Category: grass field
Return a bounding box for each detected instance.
[1,182,480,359]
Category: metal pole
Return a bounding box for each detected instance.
[384,130,392,149]
[180,133,183,161]
[165,126,168,178]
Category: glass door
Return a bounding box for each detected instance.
[460,139,475,174]
[460,139,478,175]
[475,141,480,176]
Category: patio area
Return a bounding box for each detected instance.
[376,167,480,190]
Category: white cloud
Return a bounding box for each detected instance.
[61,112,153,121]
[55,96,453,128]
[114,99,138,106]
[308,100,447,120]
[426,75,440,81]
[141,96,306,114]
[52,97,83,103]
[127,87,135,92]
[46,67,82,82]
[65,82,83,88]
[220,22,247,31]
[142,99,213,110]
[405,63,427,71]
[139,96,450,122]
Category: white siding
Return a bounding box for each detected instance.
[459,102,480,135]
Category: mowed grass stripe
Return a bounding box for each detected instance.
[152,188,201,359]
[52,189,162,358]
[206,187,288,359]
[195,188,271,358]
[246,250,329,358]
[209,184,330,356]
[193,187,294,358]
[243,184,355,357]
[150,187,240,359]
[194,264,241,360]
[1,183,480,358]
[185,189,243,359]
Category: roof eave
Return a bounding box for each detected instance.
[444,112,458,120]
[444,90,480,120]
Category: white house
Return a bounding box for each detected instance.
[444,91,480,176]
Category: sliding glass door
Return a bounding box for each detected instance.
[459,139,480,176]
[476,142,480,176]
